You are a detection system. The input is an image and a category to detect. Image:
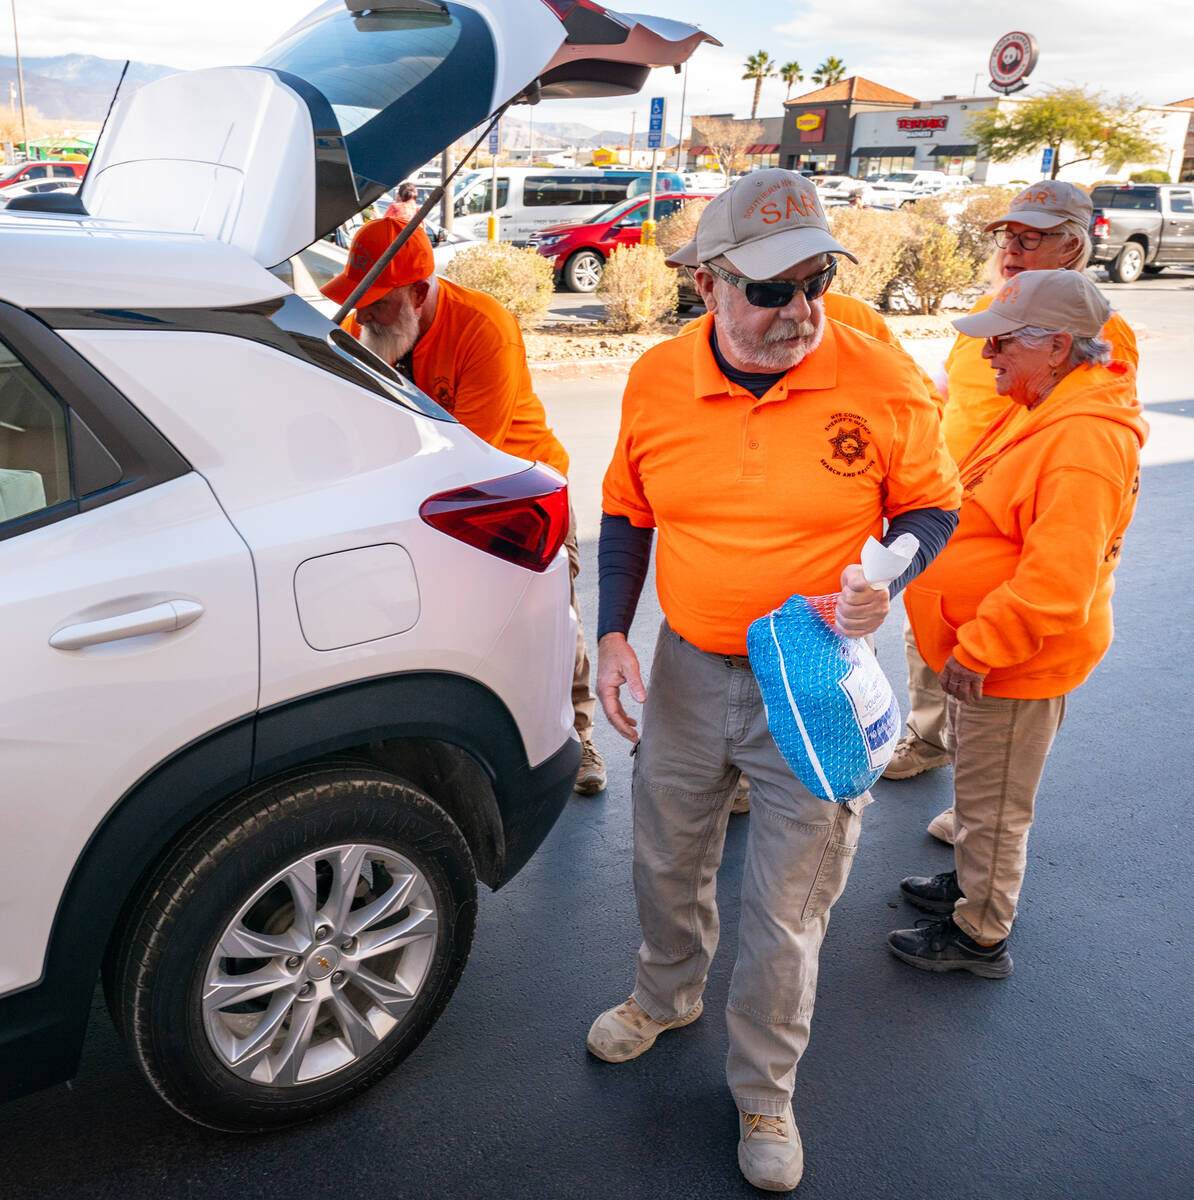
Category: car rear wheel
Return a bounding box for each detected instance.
[105,765,477,1131]
[1109,241,1145,283]
[564,249,605,292]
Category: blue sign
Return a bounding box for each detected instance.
[1040,146,1054,173]
[488,124,501,154]
[648,96,665,149]
[650,96,665,120]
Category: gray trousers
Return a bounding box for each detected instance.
[630,621,865,1115]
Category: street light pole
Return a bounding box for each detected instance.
[10,0,29,159]
[676,59,689,170]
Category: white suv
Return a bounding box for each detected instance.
[0,0,710,1131]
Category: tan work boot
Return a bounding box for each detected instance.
[738,1103,804,1192]
[586,995,703,1063]
[731,774,751,814]
[927,806,956,845]
[574,739,607,795]
[881,734,949,780]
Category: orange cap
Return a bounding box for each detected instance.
[320,216,435,310]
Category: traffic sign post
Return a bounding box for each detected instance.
[488,122,501,242]
[644,96,666,243]
[1040,146,1054,175]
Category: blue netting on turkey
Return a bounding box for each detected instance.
[747,591,901,803]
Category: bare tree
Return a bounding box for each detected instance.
[692,115,765,186]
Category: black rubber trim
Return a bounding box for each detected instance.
[0,673,576,1101]
[35,293,451,420]
[4,191,88,214]
[0,301,191,544]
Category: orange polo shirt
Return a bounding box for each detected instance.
[602,313,961,654]
[905,361,1147,698]
[345,277,568,477]
[941,293,1138,461]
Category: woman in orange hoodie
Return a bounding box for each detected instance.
[884,181,1139,796]
[888,270,1148,979]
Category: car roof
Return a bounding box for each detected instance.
[0,213,288,309]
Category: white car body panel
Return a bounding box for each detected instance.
[63,328,576,768]
[1,474,258,992]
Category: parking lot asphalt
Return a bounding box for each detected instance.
[5,272,1193,1200]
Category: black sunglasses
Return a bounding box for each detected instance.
[703,259,837,308]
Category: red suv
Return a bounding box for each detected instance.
[0,160,87,189]
[530,191,716,292]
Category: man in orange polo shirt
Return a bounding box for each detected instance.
[585,169,961,1192]
[321,216,605,795]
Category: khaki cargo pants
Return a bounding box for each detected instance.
[629,621,865,1116]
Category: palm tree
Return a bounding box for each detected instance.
[812,56,847,87]
[779,61,803,101]
[742,50,775,120]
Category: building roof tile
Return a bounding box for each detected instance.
[785,76,918,106]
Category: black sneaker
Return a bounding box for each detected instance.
[899,869,964,915]
[887,916,1013,979]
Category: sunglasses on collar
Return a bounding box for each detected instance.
[702,258,837,308]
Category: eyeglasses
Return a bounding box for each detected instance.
[984,333,1022,354]
[702,259,837,308]
[991,228,1064,250]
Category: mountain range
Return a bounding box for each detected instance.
[0,52,678,148]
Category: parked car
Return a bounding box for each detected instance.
[0,178,79,207]
[451,166,686,244]
[530,191,717,291]
[814,175,863,205]
[1088,182,1194,283]
[0,159,86,190]
[0,0,711,1132]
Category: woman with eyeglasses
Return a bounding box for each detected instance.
[887,269,1147,978]
[883,181,1138,805]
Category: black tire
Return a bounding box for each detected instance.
[104,765,476,1131]
[563,248,605,293]
[1108,241,1146,284]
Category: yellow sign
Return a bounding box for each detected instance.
[795,113,822,132]
[592,147,616,166]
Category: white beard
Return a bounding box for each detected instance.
[717,298,826,372]
[359,304,420,365]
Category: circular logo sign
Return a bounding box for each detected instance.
[592,147,616,166]
[989,31,1039,88]
[795,113,822,132]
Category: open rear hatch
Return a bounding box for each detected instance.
[76,0,717,267]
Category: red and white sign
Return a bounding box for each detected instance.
[988,31,1039,95]
[897,117,948,131]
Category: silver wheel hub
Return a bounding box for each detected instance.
[202,843,438,1087]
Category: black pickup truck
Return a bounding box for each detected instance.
[1088,183,1194,282]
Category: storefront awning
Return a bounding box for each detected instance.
[687,144,710,155]
[930,144,978,156]
[747,143,779,154]
[851,146,914,157]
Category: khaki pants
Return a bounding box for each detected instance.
[902,617,948,751]
[565,507,595,742]
[946,693,1066,943]
[630,622,864,1115]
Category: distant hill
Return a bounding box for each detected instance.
[0,53,180,122]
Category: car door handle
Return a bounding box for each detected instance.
[49,600,204,650]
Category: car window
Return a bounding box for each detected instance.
[1169,190,1193,214]
[25,165,48,180]
[524,176,627,206]
[459,178,509,215]
[1090,187,1160,211]
[0,340,72,524]
[50,165,76,177]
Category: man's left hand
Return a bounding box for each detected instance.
[833,564,889,637]
[938,654,985,704]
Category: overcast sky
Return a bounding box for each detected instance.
[9,0,1193,136]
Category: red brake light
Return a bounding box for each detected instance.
[419,464,569,572]
[1093,215,1110,237]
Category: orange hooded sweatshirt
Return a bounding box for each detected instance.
[904,359,1148,699]
[941,294,1138,461]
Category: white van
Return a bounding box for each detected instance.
[452,166,684,244]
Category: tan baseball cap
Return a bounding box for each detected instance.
[952,269,1111,339]
[983,180,1093,232]
[666,168,857,277]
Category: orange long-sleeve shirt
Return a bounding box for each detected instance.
[905,360,1148,698]
[941,292,1138,462]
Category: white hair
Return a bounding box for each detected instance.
[1013,324,1112,367]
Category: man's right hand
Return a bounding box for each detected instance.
[596,632,647,743]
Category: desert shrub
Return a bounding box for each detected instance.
[891,219,980,315]
[656,198,711,259]
[597,245,679,332]
[827,206,913,305]
[444,242,554,328]
[905,186,1016,274]
[1130,168,1170,183]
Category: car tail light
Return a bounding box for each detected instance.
[419,464,569,572]
[1093,215,1110,239]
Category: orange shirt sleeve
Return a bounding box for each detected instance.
[1105,312,1139,370]
[433,317,521,448]
[952,462,1133,675]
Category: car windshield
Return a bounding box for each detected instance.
[0,163,28,183]
[257,1,497,190]
[888,173,918,183]
[591,195,642,223]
